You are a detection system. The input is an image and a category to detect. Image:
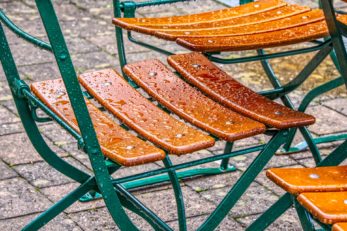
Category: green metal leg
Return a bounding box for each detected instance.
[23,178,95,230]
[246,193,293,231]
[197,130,288,231]
[163,155,187,231]
[248,140,347,230]
[220,142,234,170]
[293,197,316,231]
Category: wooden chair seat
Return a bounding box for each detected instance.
[31,79,165,166]
[168,52,315,129]
[112,0,347,52]
[266,166,347,194]
[78,69,215,154]
[123,60,267,141]
[333,223,347,231]
[297,191,347,224]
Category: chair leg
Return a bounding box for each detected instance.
[293,197,316,231]
[220,142,234,170]
[197,130,289,231]
[246,193,293,231]
[22,177,95,230]
[163,155,187,231]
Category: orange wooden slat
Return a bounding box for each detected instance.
[298,191,347,224]
[154,10,324,40]
[31,79,165,166]
[168,52,315,128]
[333,223,347,231]
[113,0,286,27]
[124,60,266,142]
[79,69,215,154]
[267,166,347,194]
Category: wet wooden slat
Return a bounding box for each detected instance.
[298,191,347,224]
[155,10,324,40]
[176,15,347,52]
[124,60,266,142]
[139,5,309,30]
[31,79,165,166]
[333,223,347,231]
[168,52,315,129]
[79,69,215,154]
[113,0,286,27]
[267,166,347,194]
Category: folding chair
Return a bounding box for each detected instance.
[254,140,347,231]
[112,0,347,164]
[0,0,320,230]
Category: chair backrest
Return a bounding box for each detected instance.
[0,0,102,157]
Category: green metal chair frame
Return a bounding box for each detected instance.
[0,0,326,230]
[113,0,347,165]
[0,1,302,230]
[246,0,347,229]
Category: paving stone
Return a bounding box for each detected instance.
[40,123,77,146]
[0,213,82,231]
[0,160,18,180]
[71,51,117,73]
[14,157,90,188]
[18,62,60,82]
[168,214,243,231]
[323,98,347,116]
[306,105,347,135]
[0,122,24,136]
[0,177,51,219]
[237,207,302,230]
[0,104,19,121]
[201,182,279,217]
[0,132,67,165]
[134,186,215,222]
[9,42,53,66]
[41,182,105,213]
[69,207,154,231]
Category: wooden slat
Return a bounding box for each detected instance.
[31,79,165,166]
[155,10,324,40]
[175,15,347,52]
[168,52,315,129]
[79,69,215,154]
[138,5,309,30]
[113,5,309,39]
[298,191,347,224]
[333,223,347,231]
[124,60,266,142]
[113,0,286,27]
[267,166,347,194]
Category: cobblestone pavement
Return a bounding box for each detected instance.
[1,0,347,230]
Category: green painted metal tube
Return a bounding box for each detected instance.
[23,177,95,230]
[112,144,265,186]
[0,10,52,52]
[163,156,187,231]
[198,130,288,231]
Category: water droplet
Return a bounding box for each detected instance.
[207,40,214,44]
[344,199,347,205]
[103,81,112,87]
[277,10,282,14]
[126,145,134,150]
[309,173,319,179]
[274,111,282,115]
[184,31,190,35]
[192,64,201,69]
[302,16,308,19]
[176,133,183,138]
[225,121,233,125]
[149,72,157,77]
[254,4,260,7]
